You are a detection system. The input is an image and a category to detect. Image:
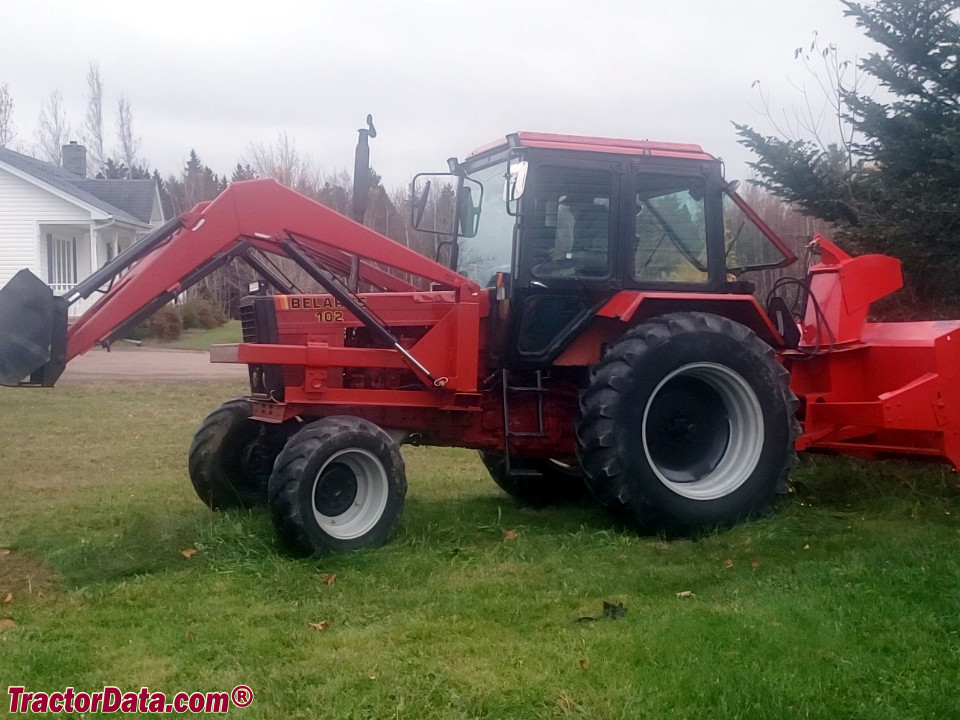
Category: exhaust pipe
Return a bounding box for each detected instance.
[350,114,377,225]
[0,269,68,387]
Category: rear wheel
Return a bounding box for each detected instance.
[188,398,287,510]
[577,312,798,532]
[268,416,406,555]
[479,452,586,506]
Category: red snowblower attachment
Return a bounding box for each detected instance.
[788,235,960,468]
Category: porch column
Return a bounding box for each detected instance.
[89,221,98,275]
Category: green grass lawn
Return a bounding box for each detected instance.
[1,381,959,718]
[144,320,242,351]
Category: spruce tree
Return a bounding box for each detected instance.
[737,0,960,315]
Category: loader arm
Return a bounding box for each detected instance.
[0,178,480,387]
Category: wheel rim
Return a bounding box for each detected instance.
[641,362,763,500]
[311,448,389,540]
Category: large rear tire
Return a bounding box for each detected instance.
[577,312,798,533]
[268,416,406,555]
[188,398,287,510]
[478,452,586,506]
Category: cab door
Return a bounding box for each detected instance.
[509,161,621,364]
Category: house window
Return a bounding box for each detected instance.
[46,234,78,287]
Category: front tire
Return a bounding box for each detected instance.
[577,312,798,533]
[188,398,286,510]
[268,416,406,555]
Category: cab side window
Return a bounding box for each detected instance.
[525,166,613,280]
[632,174,709,284]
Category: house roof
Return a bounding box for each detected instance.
[74,180,159,225]
[0,146,154,227]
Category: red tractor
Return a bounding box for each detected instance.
[3,123,959,555]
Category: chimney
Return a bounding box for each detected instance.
[61,141,87,178]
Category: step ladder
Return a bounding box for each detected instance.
[500,368,548,476]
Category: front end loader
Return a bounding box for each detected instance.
[3,125,960,555]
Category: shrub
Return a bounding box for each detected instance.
[194,298,227,329]
[179,297,226,330]
[125,322,149,341]
[146,306,183,341]
[179,302,201,330]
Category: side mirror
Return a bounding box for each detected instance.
[413,178,432,227]
[457,179,483,239]
[411,173,483,239]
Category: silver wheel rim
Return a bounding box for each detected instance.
[641,362,764,501]
[311,448,389,540]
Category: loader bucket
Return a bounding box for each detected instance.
[0,269,68,387]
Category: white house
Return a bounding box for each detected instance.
[0,142,165,315]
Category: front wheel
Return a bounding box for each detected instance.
[268,416,406,555]
[577,312,798,533]
[188,398,287,510]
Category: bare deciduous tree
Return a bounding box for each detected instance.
[83,63,105,176]
[0,82,14,147]
[243,132,314,192]
[0,83,16,147]
[35,89,70,164]
[115,94,140,169]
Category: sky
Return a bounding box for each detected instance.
[0,0,883,189]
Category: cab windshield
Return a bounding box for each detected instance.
[462,160,513,285]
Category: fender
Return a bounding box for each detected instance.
[553,290,788,367]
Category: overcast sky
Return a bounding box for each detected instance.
[1,0,882,189]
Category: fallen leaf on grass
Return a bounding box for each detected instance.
[751,558,762,568]
[676,590,695,599]
[803,544,811,551]
[186,631,195,641]
[321,574,337,586]
[724,558,734,569]
[503,529,518,541]
[2,593,12,606]
[181,548,197,559]
[578,659,588,670]
[0,619,15,631]
[309,621,331,632]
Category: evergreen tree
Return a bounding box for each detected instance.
[98,157,129,179]
[736,0,960,314]
[231,162,256,182]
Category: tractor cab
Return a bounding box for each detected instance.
[416,133,796,365]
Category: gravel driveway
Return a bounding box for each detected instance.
[59,346,248,382]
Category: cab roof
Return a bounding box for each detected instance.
[465,132,717,163]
